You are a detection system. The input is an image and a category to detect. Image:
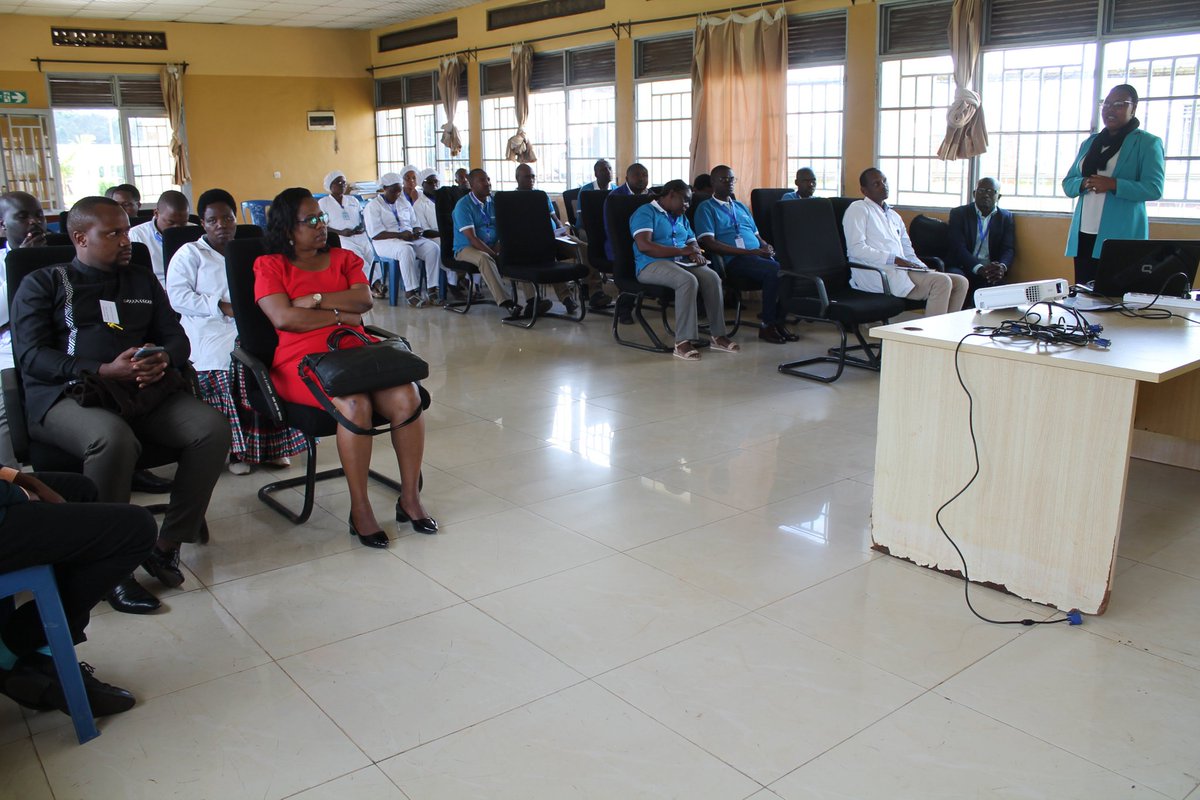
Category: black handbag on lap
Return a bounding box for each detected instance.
[298,328,430,436]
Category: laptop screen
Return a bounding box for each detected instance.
[1094,239,1200,297]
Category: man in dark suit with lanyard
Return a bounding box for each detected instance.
[946,178,1016,303]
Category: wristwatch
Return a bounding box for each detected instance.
[312,293,323,308]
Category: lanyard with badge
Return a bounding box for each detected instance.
[474,197,495,239]
[718,202,746,249]
[974,214,991,259]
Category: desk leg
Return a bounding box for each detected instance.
[871,340,1137,615]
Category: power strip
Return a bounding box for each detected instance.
[1122,292,1200,312]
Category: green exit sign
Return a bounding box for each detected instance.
[0,91,29,104]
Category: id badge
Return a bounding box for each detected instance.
[734,236,746,249]
[99,299,120,325]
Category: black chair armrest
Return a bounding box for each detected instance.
[231,347,285,426]
[1,368,29,465]
[363,324,401,341]
[925,256,946,272]
[848,262,895,296]
[782,273,830,314]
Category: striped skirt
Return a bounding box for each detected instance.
[196,366,307,464]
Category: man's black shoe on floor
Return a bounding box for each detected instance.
[142,547,184,588]
[106,575,161,614]
[4,653,135,716]
[522,299,553,318]
[130,469,173,494]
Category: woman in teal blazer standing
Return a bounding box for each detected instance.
[1062,84,1165,285]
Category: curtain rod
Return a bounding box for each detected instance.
[31,57,189,73]
[367,0,785,74]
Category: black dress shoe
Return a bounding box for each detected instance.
[776,324,799,342]
[349,516,389,548]
[522,298,553,318]
[6,654,135,717]
[757,325,787,344]
[142,547,185,588]
[589,291,613,310]
[396,499,438,534]
[131,469,173,494]
[563,296,579,315]
[106,575,161,614]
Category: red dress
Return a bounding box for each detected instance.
[254,249,371,408]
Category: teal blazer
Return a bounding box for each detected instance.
[1062,128,1164,258]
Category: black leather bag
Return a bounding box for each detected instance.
[298,328,430,436]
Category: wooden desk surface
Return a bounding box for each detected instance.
[871,307,1200,383]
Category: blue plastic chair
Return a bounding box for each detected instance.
[0,565,99,743]
[241,200,270,229]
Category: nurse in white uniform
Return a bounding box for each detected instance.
[317,170,376,282]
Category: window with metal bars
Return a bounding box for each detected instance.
[633,35,694,185]
[374,67,470,184]
[479,45,616,192]
[786,12,847,194]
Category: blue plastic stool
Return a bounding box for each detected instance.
[0,565,99,743]
[385,257,404,307]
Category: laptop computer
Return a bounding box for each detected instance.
[1093,239,1200,297]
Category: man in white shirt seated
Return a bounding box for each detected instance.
[364,172,442,307]
[842,168,968,317]
[127,190,191,286]
[317,171,375,284]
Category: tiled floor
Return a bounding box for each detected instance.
[6,299,1200,799]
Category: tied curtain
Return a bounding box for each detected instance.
[936,0,988,160]
[160,63,190,184]
[505,43,537,163]
[690,9,787,194]
[438,56,464,156]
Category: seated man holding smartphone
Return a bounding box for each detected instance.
[10,196,231,614]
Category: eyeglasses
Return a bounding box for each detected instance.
[297,212,329,228]
[974,188,999,196]
[1100,100,1133,110]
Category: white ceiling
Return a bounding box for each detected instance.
[0,0,478,30]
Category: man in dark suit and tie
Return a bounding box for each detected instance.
[947,178,1015,302]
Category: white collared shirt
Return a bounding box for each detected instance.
[318,194,364,233]
[165,236,238,372]
[842,199,925,297]
[363,195,413,239]
[128,219,169,286]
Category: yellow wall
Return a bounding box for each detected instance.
[0,13,373,205]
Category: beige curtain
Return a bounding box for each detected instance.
[937,0,988,160]
[505,43,537,163]
[690,9,787,194]
[438,56,464,157]
[160,63,190,184]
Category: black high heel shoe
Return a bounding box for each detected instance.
[396,498,438,535]
[349,516,389,548]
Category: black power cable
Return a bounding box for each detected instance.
[935,301,1099,627]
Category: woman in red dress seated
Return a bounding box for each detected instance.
[254,188,435,548]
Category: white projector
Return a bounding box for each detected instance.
[974,279,1070,311]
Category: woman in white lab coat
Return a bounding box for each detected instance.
[166,188,306,474]
[317,171,378,292]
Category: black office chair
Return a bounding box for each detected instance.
[750,188,792,247]
[492,190,588,329]
[3,243,192,518]
[162,224,262,276]
[908,214,949,272]
[561,187,582,229]
[604,193,676,353]
[773,199,906,382]
[223,237,425,524]
[434,185,492,314]
[578,190,616,316]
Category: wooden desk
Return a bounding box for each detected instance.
[870,308,1200,614]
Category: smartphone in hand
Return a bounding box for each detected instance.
[133,345,166,360]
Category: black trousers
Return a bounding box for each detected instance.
[1074,232,1100,286]
[0,473,156,657]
